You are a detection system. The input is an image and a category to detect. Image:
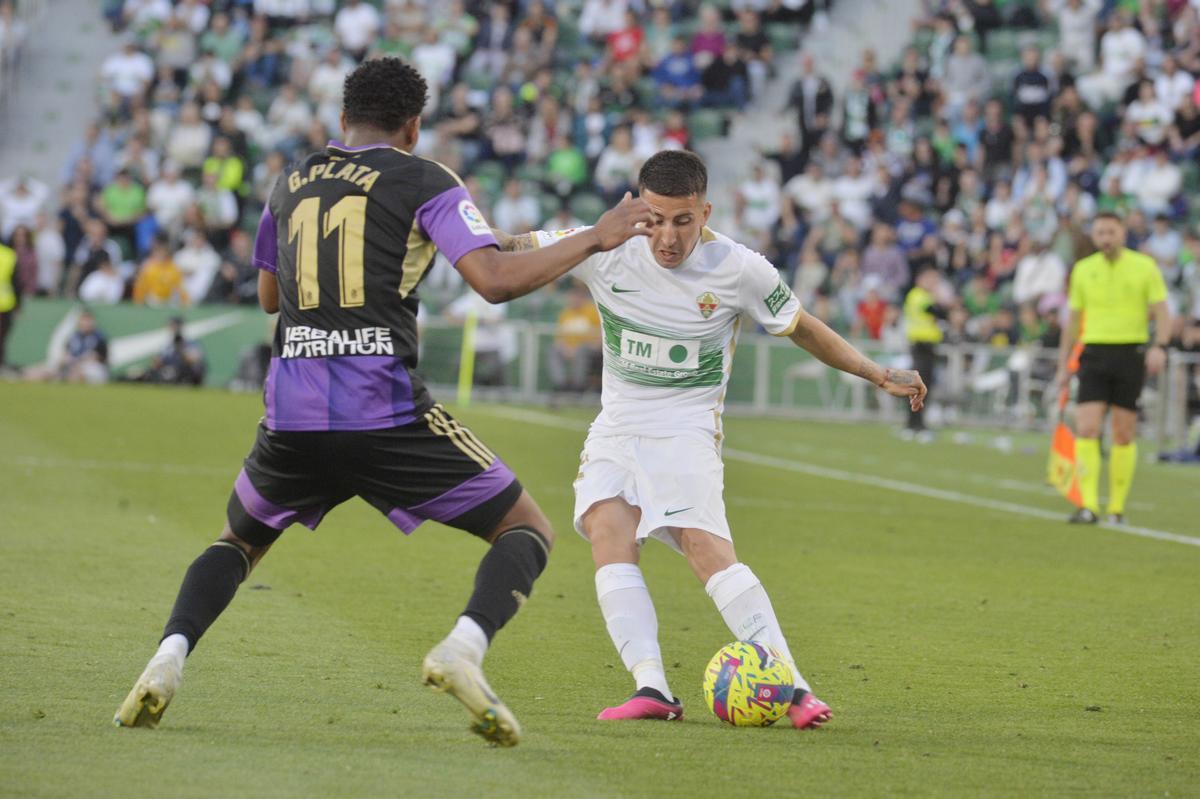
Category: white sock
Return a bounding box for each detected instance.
[445,616,489,666]
[595,563,673,701]
[155,633,189,670]
[705,563,811,693]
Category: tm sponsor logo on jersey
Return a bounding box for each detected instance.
[281,326,395,358]
[619,330,700,373]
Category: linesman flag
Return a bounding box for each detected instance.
[1047,341,1084,507]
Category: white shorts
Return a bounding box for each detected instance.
[572,433,731,554]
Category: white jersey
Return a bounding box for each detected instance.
[532,226,802,439]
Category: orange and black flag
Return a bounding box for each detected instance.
[1047,340,1085,507]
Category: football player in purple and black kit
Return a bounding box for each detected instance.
[115,58,653,746]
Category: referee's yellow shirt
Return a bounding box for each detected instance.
[1068,248,1167,344]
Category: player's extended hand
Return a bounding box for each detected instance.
[591,192,654,251]
[879,368,927,412]
[1145,344,1167,376]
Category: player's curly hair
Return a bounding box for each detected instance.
[342,57,428,132]
[638,150,708,198]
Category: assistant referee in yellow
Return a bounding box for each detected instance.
[1056,212,1171,525]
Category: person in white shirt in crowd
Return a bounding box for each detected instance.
[782,161,835,225]
[492,179,541,235]
[0,175,49,240]
[1077,12,1147,109]
[1126,80,1174,146]
[122,0,172,34]
[308,48,351,134]
[1135,148,1182,218]
[831,157,878,231]
[334,0,380,60]
[101,38,155,103]
[34,213,65,297]
[78,252,127,305]
[445,287,517,388]
[412,28,457,114]
[943,36,991,117]
[1012,233,1067,307]
[1153,56,1194,112]
[1144,213,1182,282]
[233,95,267,151]
[189,49,232,93]
[264,83,313,151]
[166,102,213,170]
[735,161,781,239]
[175,229,222,303]
[580,0,628,42]
[628,109,666,160]
[173,0,210,34]
[985,179,1016,231]
[147,161,195,237]
[1049,0,1101,73]
[595,127,642,203]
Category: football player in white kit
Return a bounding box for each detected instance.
[494,151,926,727]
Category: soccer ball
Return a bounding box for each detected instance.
[702,641,795,727]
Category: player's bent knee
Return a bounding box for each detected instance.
[487,490,556,549]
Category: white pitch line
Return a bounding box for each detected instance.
[470,406,1200,549]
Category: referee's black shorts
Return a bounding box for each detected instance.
[1076,344,1146,411]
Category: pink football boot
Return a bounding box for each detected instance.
[787,690,832,729]
[597,688,683,721]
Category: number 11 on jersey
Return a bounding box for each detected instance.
[288,195,367,309]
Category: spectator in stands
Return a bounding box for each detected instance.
[263,84,313,154]
[545,134,588,198]
[607,9,642,64]
[492,179,541,235]
[943,36,991,116]
[174,228,220,303]
[78,251,126,305]
[1126,80,1173,147]
[789,53,834,157]
[1168,94,1200,158]
[67,218,123,298]
[146,161,195,239]
[736,162,782,242]
[194,172,238,250]
[1013,46,1053,128]
[96,169,146,255]
[861,222,910,302]
[549,282,602,396]
[653,37,703,111]
[542,200,584,234]
[468,3,512,79]
[334,0,380,61]
[1077,12,1146,110]
[206,230,257,305]
[32,309,109,384]
[1013,233,1066,307]
[0,175,49,240]
[594,127,641,204]
[782,161,834,226]
[702,44,750,110]
[412,28,456,112]
[166,102,213,172]
[1051,0,1101,73]
[133,235,188,307]
[580,0,628,43]
[100,37,154,108]
[691,4,726,69]
[33,213,65,297]
[308,48,351,132]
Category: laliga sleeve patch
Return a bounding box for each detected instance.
[458,200,491,236]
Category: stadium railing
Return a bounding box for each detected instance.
[415,320,1198,448]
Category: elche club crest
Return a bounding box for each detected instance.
[697,291,719,318]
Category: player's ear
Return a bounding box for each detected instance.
[702,200,712,225]
[339,111,347,136]
[405,116,420,150]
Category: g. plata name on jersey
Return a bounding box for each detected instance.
[286,159,381,194]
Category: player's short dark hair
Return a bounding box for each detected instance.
[638,150,708,198]
[1094,210,1125,225]
[343,57,427,133]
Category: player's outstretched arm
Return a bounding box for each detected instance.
[788,308,926,411]
[456,193,651,304]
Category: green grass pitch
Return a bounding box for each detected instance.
[1,383,1197,797]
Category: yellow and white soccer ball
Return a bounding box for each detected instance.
[702,641,795,727]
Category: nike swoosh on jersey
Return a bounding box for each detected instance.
[611,285,640,293]
[664,507,694,516]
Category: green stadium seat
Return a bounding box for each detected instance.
[687,109,728,141]
[765,23,799,54]
[569,192,607,225]
[538,191,562,220]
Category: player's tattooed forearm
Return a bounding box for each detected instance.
[492,229,536,252]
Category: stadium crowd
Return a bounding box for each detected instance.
[0,0,1199,377]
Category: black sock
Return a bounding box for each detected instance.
[161,543,249,652]
[462,527,549,641]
